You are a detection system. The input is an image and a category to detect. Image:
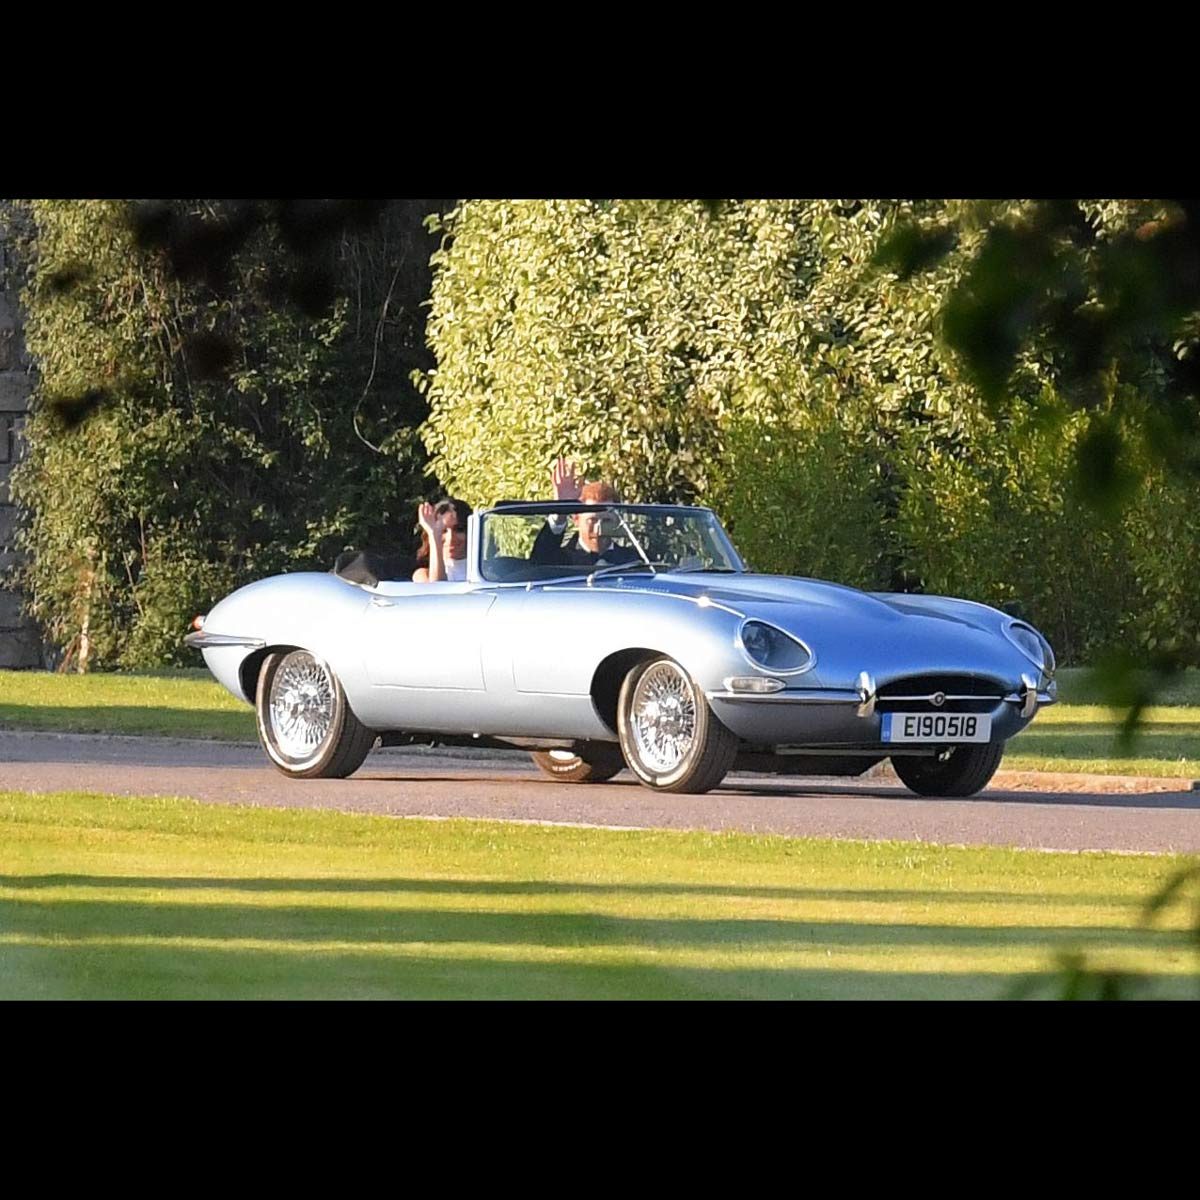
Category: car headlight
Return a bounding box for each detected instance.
[1005,621,1055,678]
[737,620,814,673]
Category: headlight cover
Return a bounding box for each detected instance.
[1005,621,1055,678]
[737,620,814,674]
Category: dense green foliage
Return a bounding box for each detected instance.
[11,198,1198,671]
[420,200,1200,664]
[10,200,442,668]
[901,199,1200,672]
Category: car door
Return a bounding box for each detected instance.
[361,582,495,690]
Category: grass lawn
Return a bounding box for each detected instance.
[1001,668,1200,778]
[2,790,1197,1000]
[1,666,1198,779]
[0,668,255,741]
[1004,705,1200,778]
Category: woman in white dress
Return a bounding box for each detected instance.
[413,498,472,583]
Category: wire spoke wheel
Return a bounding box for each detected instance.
[617,655,737,793]
[629,661,698,773]
[530,742,625,783]
[255,649,375,779]
[269,653,337,759]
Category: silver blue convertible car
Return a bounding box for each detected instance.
[185,501,1056,796]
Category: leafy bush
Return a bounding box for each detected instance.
[10,200,442,669]
[894,398,1140,662]
[1118,411,1200,664]
[420,199,1200,664]
[419,199,814,508]
[715,395,887,587]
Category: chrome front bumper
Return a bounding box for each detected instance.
[706,673,1056,744]
[183,631,266,650]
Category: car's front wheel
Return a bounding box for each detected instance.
[617,655,738,793]
[255,649,375,779]
[530,743,625,783]
[891,741,1005,797]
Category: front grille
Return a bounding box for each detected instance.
[876,673,1004,714]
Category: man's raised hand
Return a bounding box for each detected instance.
[552,456,582,502]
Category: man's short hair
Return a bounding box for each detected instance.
[579,480,620,504]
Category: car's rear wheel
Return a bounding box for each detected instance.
[891,741,1005,797]
[617,655,737,793]
[256,649,375,779]
[530,743,625,783]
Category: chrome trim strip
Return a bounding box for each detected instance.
[884,693,1004,702]
[1002,690,1057,707]
[709,685,1058,710]
[548,585,746,619]
[707,689,860,705]
[184,631,266,649]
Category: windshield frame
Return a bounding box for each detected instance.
[469,502,747,585]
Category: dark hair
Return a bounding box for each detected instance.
[435,498,472,528]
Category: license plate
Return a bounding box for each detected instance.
[881,712,992,743]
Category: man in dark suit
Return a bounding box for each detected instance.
[530,458,641,569]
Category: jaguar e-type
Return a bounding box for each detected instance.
[185,502,1056,796]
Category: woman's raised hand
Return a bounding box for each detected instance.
[418,501,442,536]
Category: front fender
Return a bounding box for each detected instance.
[194,573,371,702]
[499,585,748,697]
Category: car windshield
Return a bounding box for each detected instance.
[478,504,745,584]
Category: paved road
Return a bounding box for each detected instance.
[3,730,1199,854]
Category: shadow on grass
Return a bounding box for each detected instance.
[6,873,1196,999]
[1054,667,1200,707]
[0,705,252,740]
[0,940,1088,1000]
[718,780,1200,809]
[0,875,1151,908]
[2,939,1194,1001]
[1,896,1191,952]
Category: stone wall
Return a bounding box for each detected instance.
[0,202,43,667]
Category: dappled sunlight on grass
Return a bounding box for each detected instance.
[1008,705,1200,776]
[2,791,1197,1000]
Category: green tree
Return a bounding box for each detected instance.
[418,199,1198,663]
[883,198,1200,677]
[9,199,443,668]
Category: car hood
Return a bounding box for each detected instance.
[605,571,1031,686]
[631,572,998,629]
